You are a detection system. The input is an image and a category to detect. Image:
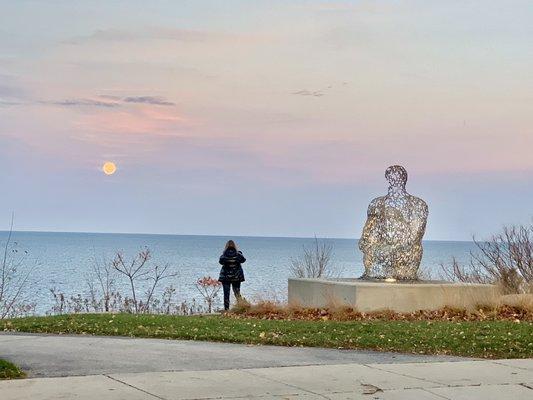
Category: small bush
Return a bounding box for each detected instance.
[47,248,209,316]
[195,276,222,313]
[441,223,533,294]
[290,237,335,278]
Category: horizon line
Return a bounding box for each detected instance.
[0,229,475,243]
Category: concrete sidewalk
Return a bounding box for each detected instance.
[1,359,532,399]
[1,334,531,399]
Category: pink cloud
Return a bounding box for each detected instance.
[74,104,191,138]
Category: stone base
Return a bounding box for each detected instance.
[288,278,499,312]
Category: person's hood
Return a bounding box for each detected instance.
[224,248,238,257]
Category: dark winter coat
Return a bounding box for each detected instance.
[218,248,246,282]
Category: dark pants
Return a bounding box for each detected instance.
[222,281,241,310]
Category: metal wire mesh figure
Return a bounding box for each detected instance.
[359,165,428,280]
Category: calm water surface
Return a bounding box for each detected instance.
[2,231,477,314]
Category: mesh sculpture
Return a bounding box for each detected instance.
[359,165,428,280]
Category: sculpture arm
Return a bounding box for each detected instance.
[408,199,429,245]
[417,202,429,237]
[359,199,379,251]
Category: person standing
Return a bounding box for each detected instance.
[218,240,246,310]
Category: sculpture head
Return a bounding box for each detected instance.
[385,165,407,189]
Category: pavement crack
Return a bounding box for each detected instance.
[105,374,167,400]
[361,363,444,387]
[241,369,332,400]
[422,388,451,400]
[491,360,532,372]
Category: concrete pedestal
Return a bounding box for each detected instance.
[288,278,499,312]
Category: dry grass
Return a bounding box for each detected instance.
[499,293,533,309]
[229,298,533,322]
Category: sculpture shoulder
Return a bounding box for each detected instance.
[367,196,385,214]
[408,195,429,214]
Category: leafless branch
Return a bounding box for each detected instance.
[290,236,335,278]
[111,248,151,313]
[0,214,35,319]
[441,222,533,294]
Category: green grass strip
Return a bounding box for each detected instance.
[3,314,532,359]
[0,359,25,380]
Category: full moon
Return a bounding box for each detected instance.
[102,161,117,175]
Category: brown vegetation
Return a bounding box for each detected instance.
[229,297,533,322]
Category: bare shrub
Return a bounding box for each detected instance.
[88,254,117,312]
[111,248,177,313]
[0,216,35,319]
[150,286,205,315]
[49,288,94,314]
[290,237,334,278]
[195,276,222,313]
[48,284,205,316]
[441,223,533,294]
[440,257,492,284]
[47,247,189,315]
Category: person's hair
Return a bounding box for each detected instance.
[224,240,237,251]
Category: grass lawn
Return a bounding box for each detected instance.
[0,359,25,380]
[2,314,532,359]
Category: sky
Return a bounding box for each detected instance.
[0,0,531,240]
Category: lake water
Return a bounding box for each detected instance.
[2,231,477,314]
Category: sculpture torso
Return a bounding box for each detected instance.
[359,167,428,280]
